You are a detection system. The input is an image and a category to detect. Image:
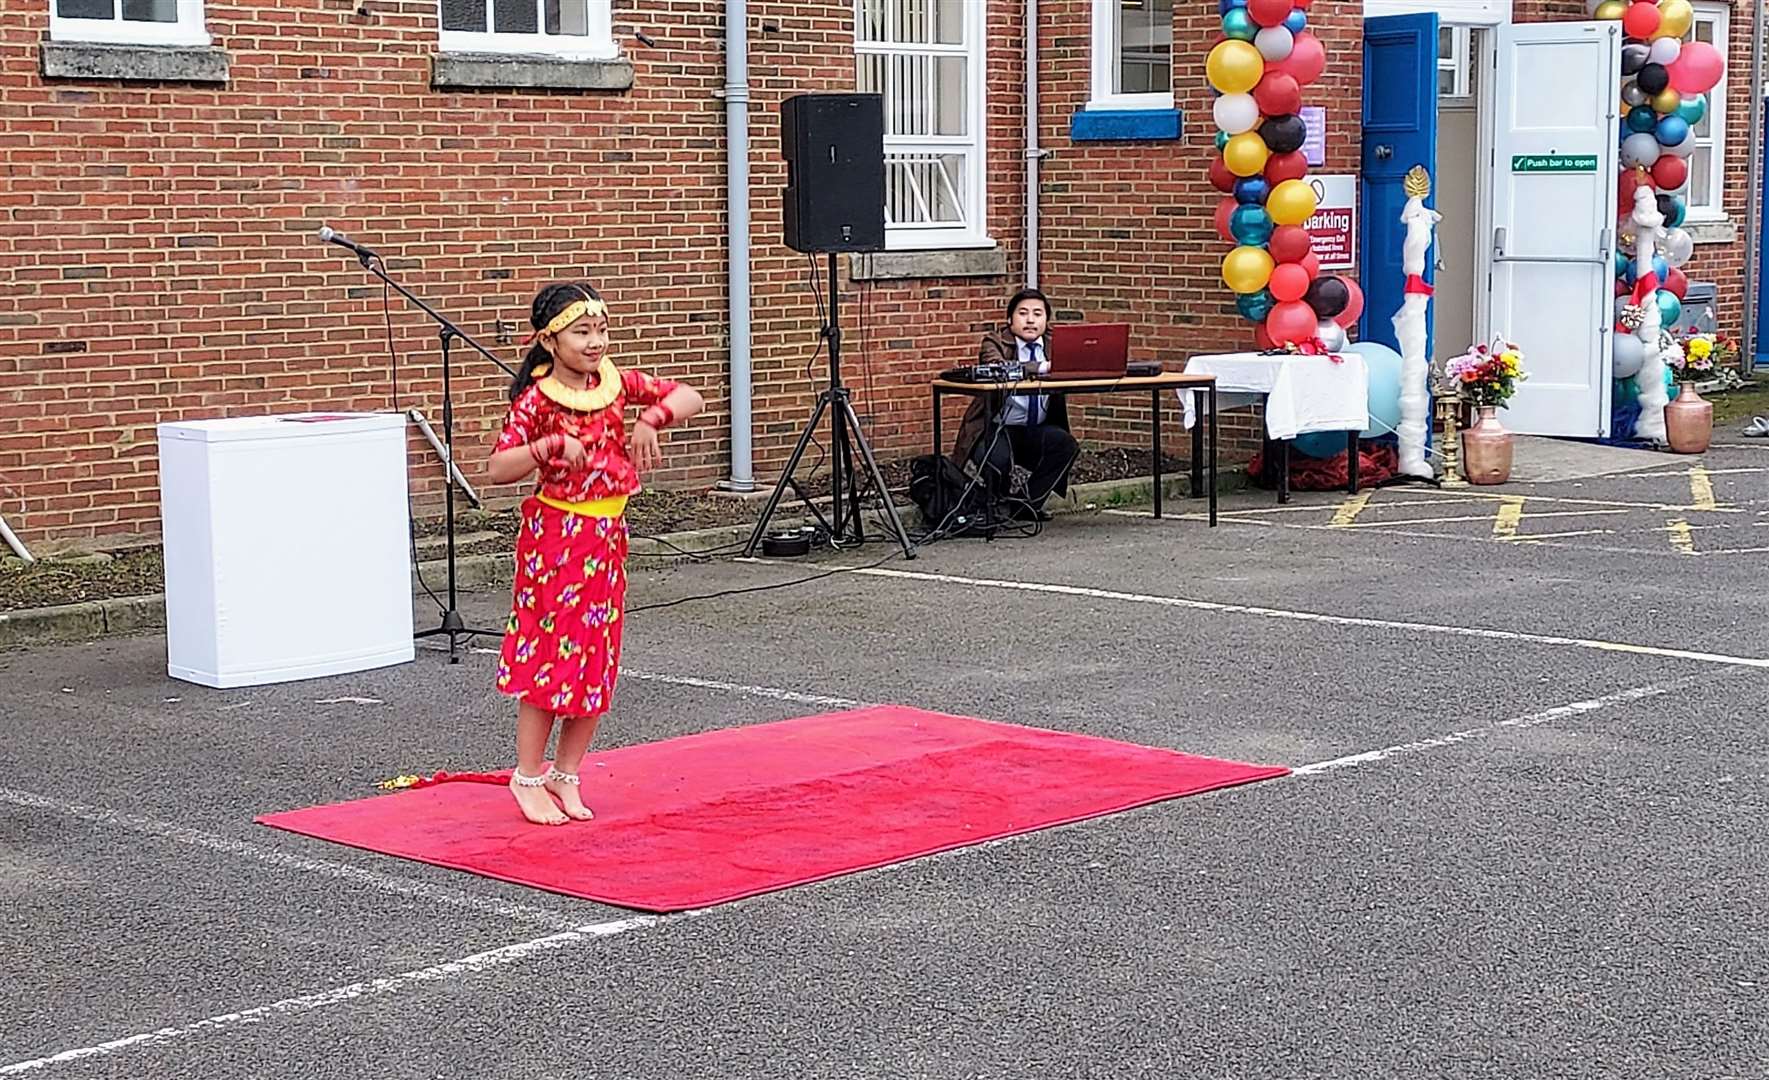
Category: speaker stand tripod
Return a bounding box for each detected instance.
[744,253,915,561]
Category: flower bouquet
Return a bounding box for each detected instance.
[1443,338,1527,408]
[1672,330,1737,378]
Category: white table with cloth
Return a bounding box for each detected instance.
[1177,351,1371,502]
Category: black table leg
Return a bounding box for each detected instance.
[1207,383,1218,527]
[1279,438,1291,504]
[1190,390,1203,499]
[1151,387,1162,519]
[930,388,944,525]
[1346,430,1360,494]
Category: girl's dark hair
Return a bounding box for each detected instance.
[1006,286,1052,321]
[510,281,605,401]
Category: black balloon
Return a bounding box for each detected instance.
[1657,193,1678,220]
[1305,275,1350,319]
[1636,62,1669,95]
[1261,114,1307,155]
[1621,43,1649,76]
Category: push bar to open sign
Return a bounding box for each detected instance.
[1511,154,1599,172]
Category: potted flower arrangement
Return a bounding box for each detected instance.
[1443,338,1527,484]
[1664,330,1731,453]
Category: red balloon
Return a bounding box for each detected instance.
[1622,2,1660,39]
[1264,150,1309,185]
[1275,32,1325,86]
[1254,324,1275,350]
[1618,169,1656,216]
[1333,277,1364,328]
[1269,262,1310,303]
[1266,300,1318,346]
[1214,197,1237,243]
[1209,155,1236,194]
[1299,251,1321,279]
[1253,72,1302,117]
[1665,267,1689,299]
[1248,0,1293,28]
[1651,154,1688,191]
[1615,277,1631,297]
[1269,225,1313,263]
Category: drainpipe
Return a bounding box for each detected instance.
[1744,1,1764,372]
[722,0,756,491]
[0,511,31,563]
[1024,0,1045,286]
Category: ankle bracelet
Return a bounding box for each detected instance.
[511,768,549,788]
[546,767,580,786]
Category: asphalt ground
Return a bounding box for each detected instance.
[3,441,1767,1078]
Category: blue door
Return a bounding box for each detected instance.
[1359,14,1439,355]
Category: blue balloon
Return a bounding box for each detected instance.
[1234,176,1270,205]
[1652,254,1670,279]
[1663,197,1686,228]
[1657,288,1683,327]
[1675,94,1706,126]
[1229,204,1274,246]
[1236,288,1276,323]
[1656,115,1690,147]
[1215,130,1230,151]
[1284,7,1306,31]
[1293,431,1348,459]
[1615,250,1632,277]
[1627,106,1659,134]
[1343,340,1405,440]
[1664,365,1681,400]
[1222,8,1257,40]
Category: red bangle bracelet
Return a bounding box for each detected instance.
[640,404,673,430]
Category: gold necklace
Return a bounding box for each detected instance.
[535,358,621,412]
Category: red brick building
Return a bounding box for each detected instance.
[0,0,1757,549]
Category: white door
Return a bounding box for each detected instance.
[1488,21,1621,437]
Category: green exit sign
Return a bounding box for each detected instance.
[1512,154,1599,173]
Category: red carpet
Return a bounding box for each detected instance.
[256,706,1288,912]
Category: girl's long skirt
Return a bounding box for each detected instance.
[496,497,629,717]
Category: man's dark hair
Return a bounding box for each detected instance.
[1006,287,1051,321]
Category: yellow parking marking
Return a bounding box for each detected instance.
[1492,497,1525,540]
[1667,518,1696,555]
[1328,492,1373,527]
[1688,465,1717,511]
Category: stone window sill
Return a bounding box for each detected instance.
[431,52,634,91]
[41,41,229,83]
[849,247,1008,282]
[1684,217,1736,245]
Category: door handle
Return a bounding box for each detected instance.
[1374,144,1394,160]
[1492,225,1608,265]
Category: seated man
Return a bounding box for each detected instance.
[951,288,1080,520]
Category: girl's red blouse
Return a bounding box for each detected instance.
[495,360,680,504]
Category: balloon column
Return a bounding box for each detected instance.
[1208,0,1362,350]
[1391,166,1439,479]
[1593,0,1725,441]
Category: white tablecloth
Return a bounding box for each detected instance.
[1179,351,1370,441]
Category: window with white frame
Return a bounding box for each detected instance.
[1091,0,1174,109]
[439,0,616,59]
[855,0,988,249]
[50,0,209,46]
[1436,25,1479,102]
[1683,3,1728,220]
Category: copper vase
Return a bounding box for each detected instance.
[1460,406,1513,485]
[1665,382,1713,454]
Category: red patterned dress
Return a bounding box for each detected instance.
[493,360,680,717]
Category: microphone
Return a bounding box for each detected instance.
[317,225,378,260]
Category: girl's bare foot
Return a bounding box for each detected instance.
[510,769,568,826]
[544,769,595,821]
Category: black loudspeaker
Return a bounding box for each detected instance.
[781,93,886,253]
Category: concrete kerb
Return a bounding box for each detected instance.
[0,473,1211,649]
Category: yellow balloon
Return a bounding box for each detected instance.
[1655,0,1692,39]
[1223,131,1271,177]
[1222,245,1275,295]
[1267,179,1318,227]
[1207,40,1264,95]
[1651,87,1681,114]
[1593,0,1625,18]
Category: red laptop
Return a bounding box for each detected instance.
[1044,323,1130,379]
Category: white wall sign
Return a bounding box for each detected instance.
[1305,174,1357,270]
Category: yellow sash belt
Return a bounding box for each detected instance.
[536,493,629,518]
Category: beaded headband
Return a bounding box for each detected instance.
[525,289,607,343]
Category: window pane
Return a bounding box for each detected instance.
[885,154,966,226]
[1438,25,1453,60]
[857,0,962,45]
[1438,64,1456,96]
[441,0,486,32]
[120,0,175,20]
[57,0,115,17]
[877,54,967,137]
[1118,0,1173,95]
[546,0,588,35]
[1689,146,1712,209]
[493,0,538,33]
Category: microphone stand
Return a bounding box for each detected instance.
[337,243,513,664]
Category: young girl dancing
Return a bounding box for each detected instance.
[487,282,703,825]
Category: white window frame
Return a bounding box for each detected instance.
[1089,0,1175,110]
[49,0,210,46]
[1438,24,1476,101]
[854,0,990,251]
[437,0,617,60]
[1683,2,1728,222]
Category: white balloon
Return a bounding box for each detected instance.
[1212,92,1260,135]
[1621,131,1662,168]
[1663,227,1694,267]
[1255,26,1294,61]
[1658,126,1696,158]
[1316,320,1348,351]
[1613,332,1645,379]
[1648,37,1681,65]
[1622,81,1649,107]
